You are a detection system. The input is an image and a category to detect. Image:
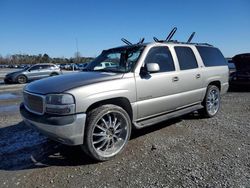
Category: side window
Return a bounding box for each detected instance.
[175,47,198,70]
[144,47,175,72]
[196,46,227,67]
[29,65,40,71]
[41,65,50,69]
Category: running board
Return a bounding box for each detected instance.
[133,104,203,129]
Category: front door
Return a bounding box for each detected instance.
[135,46,180,119]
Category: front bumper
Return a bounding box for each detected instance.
[20,103,86,145]
[4,77,14,84]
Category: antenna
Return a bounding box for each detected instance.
[166,27,177,41]
[121,38,132,45]
[187,32,195,43]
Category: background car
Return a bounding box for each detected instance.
[229,53,250,88]
[4,63,62,84]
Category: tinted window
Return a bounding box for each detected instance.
[145,47,175,72]
[196,46,227,67]
[41,65,51,69]
[29,65,41,71]
[175,47,198,70]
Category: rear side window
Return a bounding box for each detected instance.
[175,47,198,70]
[144,47,175,72]
[41,65,51,69]
[196,46,227,67]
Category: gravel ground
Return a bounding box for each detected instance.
[0,89,249,188]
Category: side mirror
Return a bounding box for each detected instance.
[146,63,160,73]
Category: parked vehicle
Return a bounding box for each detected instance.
[78,63,89,70]
[227,59,236,73]
[4,63,61,84]
[20,28,229,161]
[229,53,250,87]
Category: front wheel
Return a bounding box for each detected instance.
[199,85,221,118]
[82,105,132,161]
[17,75,27,84]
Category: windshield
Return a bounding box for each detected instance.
[86,46,145,73]
[23,66,30,71]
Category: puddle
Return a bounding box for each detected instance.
[0,104,19,112]
[0,93,20,100]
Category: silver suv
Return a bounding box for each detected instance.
[4,63,61,84]
[20,33,229,161]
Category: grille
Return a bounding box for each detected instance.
[23,92,44,115]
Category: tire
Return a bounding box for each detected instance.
[16,75,27,84]
[82,104,132,161]
[199,85,221,118]
[50,72,58,76]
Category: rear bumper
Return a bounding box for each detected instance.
[20,103,86,145]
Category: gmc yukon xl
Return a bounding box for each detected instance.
[20,35,229,161]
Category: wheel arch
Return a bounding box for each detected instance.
[15,74,28,83]
[50,72,59,76]
[86,97,133,121]
[208,80,221,91]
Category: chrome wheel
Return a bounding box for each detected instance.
[91,111,129,158]
[206,88,220,116]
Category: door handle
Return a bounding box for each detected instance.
[172,76,179,82]
[196,74,201,79]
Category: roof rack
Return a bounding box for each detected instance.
[153,27,213,46]
[121,38,145,46]
[187,32,195,43]
[120,27,212,47]
[153,27,177,43]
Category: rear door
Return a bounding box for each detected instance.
[39,65,53,78]
[173,46,204,108]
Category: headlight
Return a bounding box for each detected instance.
[45,94,75,115]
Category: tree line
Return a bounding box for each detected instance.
[0,53,94,65]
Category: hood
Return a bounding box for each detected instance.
[25,71,124,94]
[232,53,250,71]
[6,69,25,77]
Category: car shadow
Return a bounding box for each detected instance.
[0,116,196,171]
[0,122,95,171]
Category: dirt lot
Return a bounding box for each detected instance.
[0,86,249,187]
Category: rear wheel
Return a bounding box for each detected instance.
[50,72,58,76]
[17,75,27,84]
[199,85,220,118]
[82,105,131,161]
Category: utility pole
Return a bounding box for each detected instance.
[74,38,79,72]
